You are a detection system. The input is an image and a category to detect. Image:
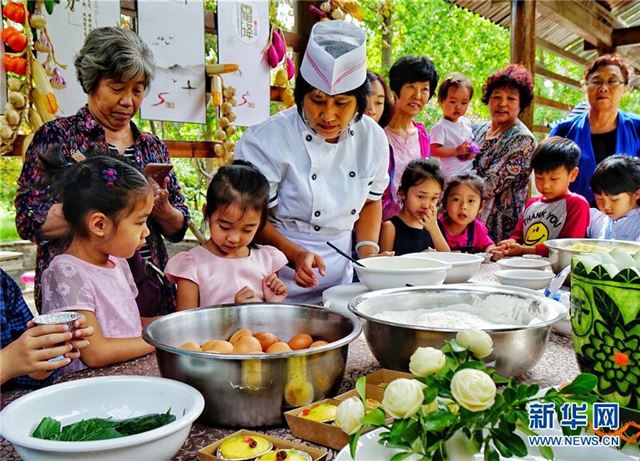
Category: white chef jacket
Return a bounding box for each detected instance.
[236,107,389,302]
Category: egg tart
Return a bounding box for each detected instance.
[298,402,337,423]
[216,435,272,460]
[257,448,313,461]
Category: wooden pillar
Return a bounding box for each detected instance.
[294,1,321,67]
[510,0,536,129]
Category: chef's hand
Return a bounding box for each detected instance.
[263,273,288,303]
[234,286,260,304]
[293,251,326,288]
[360,251,395,258]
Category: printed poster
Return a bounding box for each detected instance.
[44,1,120,116]
[217,0,270,127]
[138,0,206,124]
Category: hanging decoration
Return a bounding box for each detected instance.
[1,0,65,155]
[309,0,363,21]
[263,26,294,109]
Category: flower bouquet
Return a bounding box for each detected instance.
[336,329,600,460]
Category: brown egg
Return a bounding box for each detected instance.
[229,328,252,345]
[179,341,202,352]
[253,331,280,352]
[233,335,263,354]
[202,340,234,354]
[310,340,329,348]
[266,341,292,353]
[288,333,313,350]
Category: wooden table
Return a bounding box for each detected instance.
[0,263,580,460]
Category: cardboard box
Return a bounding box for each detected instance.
[198,429,327,461]
[365,369,413,388]
[283,384,386,450]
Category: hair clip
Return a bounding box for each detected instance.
[101,167,118,188]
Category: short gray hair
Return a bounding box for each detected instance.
[75,27,156,94]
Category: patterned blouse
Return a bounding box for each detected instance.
[472,120,536,242]
[14,105,190,314]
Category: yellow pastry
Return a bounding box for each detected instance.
[257,448,313,461]
[298,402,337,423]
[216,435,272,460]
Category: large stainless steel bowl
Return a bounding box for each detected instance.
[348,285,566,377]
[545,238,640,273]
[143,304,361,427]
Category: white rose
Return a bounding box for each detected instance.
[382,378,425,419]
[456,329,493,359]
[336,397,365,435]
[409,346,446,377]
[450,368,496,412]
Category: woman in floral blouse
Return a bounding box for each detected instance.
[472,64,536,242]
[15,27,189,316]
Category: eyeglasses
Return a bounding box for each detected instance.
[587,78,625,88]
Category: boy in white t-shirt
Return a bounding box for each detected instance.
[430,73,479,179]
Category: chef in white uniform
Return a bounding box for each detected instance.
[235,20,389,303]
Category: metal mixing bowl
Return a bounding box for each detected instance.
[545,238,640,273]
[143,304,361,427]
[348,285,566,377]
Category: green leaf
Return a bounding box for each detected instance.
[349,431,361,459]
[560,373,597,396]
[490,429,527,457]
[484,443,500,461]
[58,418,121,441]
[362,408,386,427]
[491,435,513,458]
[424,409,457,432]
[423,386,437,404]
[356,376,367,402]
[390,452,415,461]
[32,417,62,440]
[539,445,554,460]
[115,410,176,436]
[459,360,486,371]
[592,287,623,328]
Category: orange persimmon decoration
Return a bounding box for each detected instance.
[3,2,26,23]
[3,56,28,75]
[5,31,27,52]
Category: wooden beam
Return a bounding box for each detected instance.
[538,0,612,47]
[534,95,571,111]
[510,0,536,129]
[612,26,640,47]
[536,38,589,67]
[6,137,223,159]
[535,64,582,89]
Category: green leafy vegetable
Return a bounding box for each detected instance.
[31,409,176,441]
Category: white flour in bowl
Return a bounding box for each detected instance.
[371,294,554,329]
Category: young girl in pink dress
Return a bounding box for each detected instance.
[165,160,288,309]
[39,150,155,373]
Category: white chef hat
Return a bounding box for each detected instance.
[300,20,367,96]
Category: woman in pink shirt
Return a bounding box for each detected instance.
[382,55,438,220]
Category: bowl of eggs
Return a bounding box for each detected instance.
[143,303,361,427]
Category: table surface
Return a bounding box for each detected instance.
[0,262,580,461]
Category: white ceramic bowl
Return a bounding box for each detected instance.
[0,375,204,461]
[404,252,484,283]
[494,269,555,290]
[497,257,550,271]
[353,256,450,290]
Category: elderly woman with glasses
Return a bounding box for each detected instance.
[550,53,640,204]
